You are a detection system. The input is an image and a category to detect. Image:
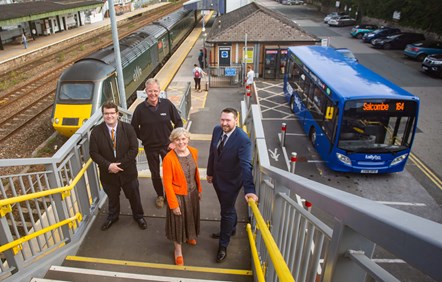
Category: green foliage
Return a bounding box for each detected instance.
[319,0,442,35]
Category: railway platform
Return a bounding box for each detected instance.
[0,2,168,65]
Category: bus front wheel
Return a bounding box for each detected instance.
[309,127,317,147]
[289,96,295,112]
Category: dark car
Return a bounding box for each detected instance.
[371,33,426,50]
[404,41,442,61]
[350,24,378,39]
[422,54,442,78]
[362,27,401,43]
[328,15,356,27]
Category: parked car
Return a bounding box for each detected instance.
[335,48,358,63]
[323,12,346,23]
[328,15,356,27]
[371,33,425,50]
[350,24,378,39]
[362,27,401,43]
[403,41,442,61]
[288,0,304,5]
[422,54,442,78]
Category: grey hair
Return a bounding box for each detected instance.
[145,78,160,89]
[169,127,190,142]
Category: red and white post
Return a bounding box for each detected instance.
[290,152,297,174]
[281,122,287,147]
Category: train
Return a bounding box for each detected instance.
[52,8,199,137]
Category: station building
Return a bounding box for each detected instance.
[204,2,319,79]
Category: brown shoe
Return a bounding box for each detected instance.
[155,196,164,208]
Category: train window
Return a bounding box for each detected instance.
[59,83,93,101]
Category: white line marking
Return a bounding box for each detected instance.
[376,201,427,207]
[372,259,406,264]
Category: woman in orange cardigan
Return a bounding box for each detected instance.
[163,127,202,266]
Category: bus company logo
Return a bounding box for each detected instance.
[133,66,142,82]
[294,96,302,111]
[365,154,381,161]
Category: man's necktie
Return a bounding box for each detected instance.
[111,129,116,149]
[217,134,227,154]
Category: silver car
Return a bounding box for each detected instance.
[328,15,356,27]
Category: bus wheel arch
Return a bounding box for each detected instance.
[289,95,295,112]
[309,127,317,147]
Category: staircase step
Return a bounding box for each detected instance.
[47,265,235,281]
[30,278,69,282]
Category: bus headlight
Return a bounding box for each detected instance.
[391,154,408,166]
[54,118,60,124]
[336,153,351,165]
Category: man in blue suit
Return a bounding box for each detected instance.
[207,107,259,263]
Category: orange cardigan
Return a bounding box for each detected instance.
[162,146,202,209]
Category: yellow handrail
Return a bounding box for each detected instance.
[246,223,265,282]
[0,159,93,217]
[248,199,295,282]
[0,212,82,254]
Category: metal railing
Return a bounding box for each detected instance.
[0,86,441,282]
[0,111,106,281]
[241,85,442,282]
[207,64,243,88]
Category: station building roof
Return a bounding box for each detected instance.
[0,0,103,26]
[207,2,318,44]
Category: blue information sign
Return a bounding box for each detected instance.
[225,68,236,77]
[221,51,229,58]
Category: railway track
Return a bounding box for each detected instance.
[0,1,186,146]
[0,91,54,143]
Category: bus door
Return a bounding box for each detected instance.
[264,48,278,79]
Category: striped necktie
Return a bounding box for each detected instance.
[111,129,116,149]
[217,134,227,154]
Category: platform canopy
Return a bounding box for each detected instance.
[183,0,223,14]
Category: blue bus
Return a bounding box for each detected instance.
[283,46,419,173]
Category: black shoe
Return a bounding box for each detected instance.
[101,218,118,231]
[135,218,147,230]
[216,246,227,263]
[211,229,236,239]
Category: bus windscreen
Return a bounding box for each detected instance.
[339,100,418,153]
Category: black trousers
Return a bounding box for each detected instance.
[194,77,201,90]
[144,146,168,197]
[102,178,144,221]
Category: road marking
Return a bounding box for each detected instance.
[408,153,442,191]
[376,201,426,207]
[268,148,280,161]
[372,259,406,264]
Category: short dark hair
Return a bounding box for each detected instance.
[102,101,118,113]
[194,64,198,67]
[222,107,238,119]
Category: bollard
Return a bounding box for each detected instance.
[245,85,251,108]
[205,81,209,91]
[290,152,297,173]
[281,123,287,147]
[304,200,312,212]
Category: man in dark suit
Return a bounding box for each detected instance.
[90,101,147,231]
[207,107,259,263]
